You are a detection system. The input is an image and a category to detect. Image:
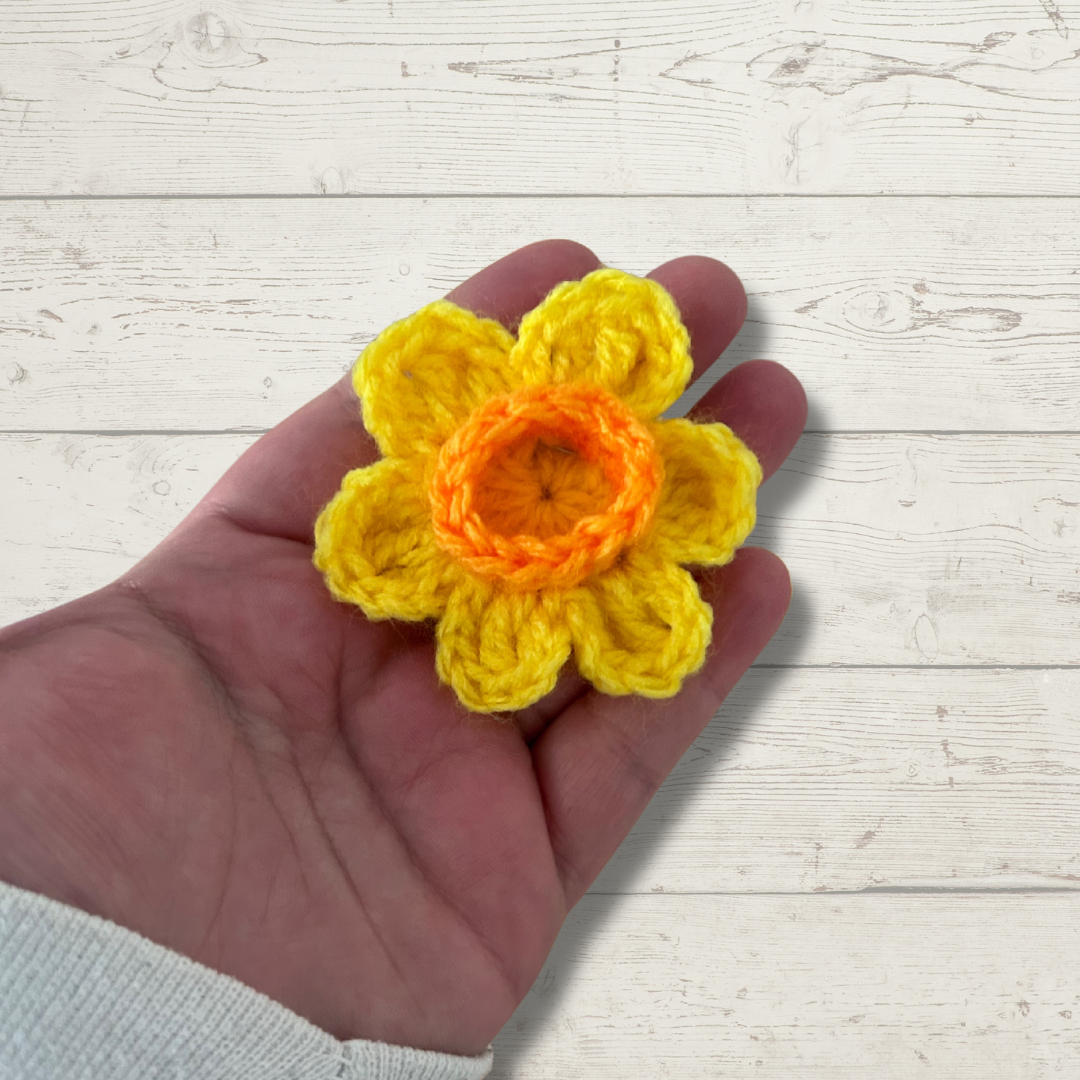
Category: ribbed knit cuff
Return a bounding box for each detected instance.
[0,880,493,1080]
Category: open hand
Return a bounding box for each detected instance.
[0,240,806,1056]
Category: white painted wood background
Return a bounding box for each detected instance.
[2,2,1078,1076]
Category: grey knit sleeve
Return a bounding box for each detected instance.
[0,880,493,1080]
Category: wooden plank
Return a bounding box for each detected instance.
[0,433,252,617]
[1,433,1078,662]
[756,433,1080,665]
[3,198,1079,432]
[492,893,1080,1078]
[2,3,1079,194]
[595,666,1080,893]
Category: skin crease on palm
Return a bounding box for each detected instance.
[0,240,807,1057]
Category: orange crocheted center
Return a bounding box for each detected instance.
[429,383,664,590]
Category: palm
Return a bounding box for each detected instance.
[0,242,806,1057]
[116,514,562,1054]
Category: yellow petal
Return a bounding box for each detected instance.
[313,457,455,621]
[354,300,519,459]
[508,268,692,419]
[648,419,762,567]
[567,548,712,698]
[436,579,571,712]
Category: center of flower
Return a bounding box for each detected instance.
[428,382,664,590]
[476,435,612,541]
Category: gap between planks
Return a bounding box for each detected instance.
[3,431,1078,436]
[3,193,1080,200]
[588,886,1080,895]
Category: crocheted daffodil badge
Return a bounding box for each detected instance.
[313,268,762,714]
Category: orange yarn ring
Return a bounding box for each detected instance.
[429,383,664,590]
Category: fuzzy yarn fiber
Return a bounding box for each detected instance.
[313,268,761,713]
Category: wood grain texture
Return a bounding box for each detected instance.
[0,433,250,617]
[2,432,1078,662]
[491,893,1080,1078]
[595,666,1080,893]
[2,197,1079,432]
[757,434,1080,665]
[2,2,1079,194]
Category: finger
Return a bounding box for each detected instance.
[512,668,591,744]
[531,545,792,907]
[647,256,748,381]
[446,238,601,330]
[690,359,809,483]
[196,240,603,541]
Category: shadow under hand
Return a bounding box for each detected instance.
[748,425,828,667]
[491,665,806,1074]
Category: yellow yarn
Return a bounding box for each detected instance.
[313,268,762,713]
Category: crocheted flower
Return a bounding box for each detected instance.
[313,268,762,713]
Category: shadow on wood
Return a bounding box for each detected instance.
[492,658,807,1074]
